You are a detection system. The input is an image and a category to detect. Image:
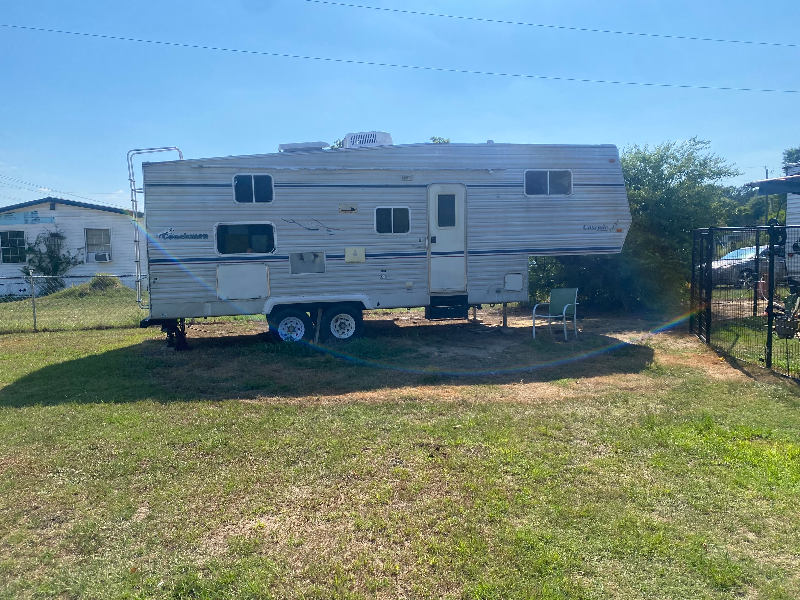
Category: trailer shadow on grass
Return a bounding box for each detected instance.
[0,318,656,407]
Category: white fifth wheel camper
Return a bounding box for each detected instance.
[130,134,631,346]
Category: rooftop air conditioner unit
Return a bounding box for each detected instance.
[94,252,111,262]
[343,131,393,149]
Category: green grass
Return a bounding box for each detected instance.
[0,277,147,334]
[0,322,799,599]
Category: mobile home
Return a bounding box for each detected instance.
[135,134,631,344]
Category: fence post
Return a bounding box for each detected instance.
[766,225,776,369]
[753,228,760,318]
[704,229,713,345]
[29,270,38,333]
[690,230,697,335]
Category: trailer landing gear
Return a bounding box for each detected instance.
[140,318,189,350]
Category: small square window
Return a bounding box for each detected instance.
[437,195,456,228]
[234,174,274,203]
[375,207,410,234]
[524,169,573,196]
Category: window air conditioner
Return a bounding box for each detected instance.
[94,252,111,262]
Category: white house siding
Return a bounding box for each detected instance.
[787,164,800,225]
[0,200,143,296]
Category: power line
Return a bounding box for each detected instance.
[2,23,797,94]
[304,0,798,50]
[0,174,108,203]
[0,175,126,209]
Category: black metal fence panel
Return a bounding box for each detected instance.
[691,226,800,379]
[0,274,147,334]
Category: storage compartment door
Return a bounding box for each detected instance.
[217,264,269,300]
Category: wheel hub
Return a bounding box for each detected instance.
[278,317,306,341]
[330,314,356,339]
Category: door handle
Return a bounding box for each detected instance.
[430,236,437,244]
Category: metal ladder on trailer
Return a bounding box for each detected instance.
[127,147,183,308]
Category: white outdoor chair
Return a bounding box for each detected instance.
[532,288,579,341]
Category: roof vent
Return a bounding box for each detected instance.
[278,141,330,152]
[343,131,393,149]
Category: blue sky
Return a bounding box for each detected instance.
[0,0,797,209]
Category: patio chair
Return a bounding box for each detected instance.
[532,288,579,341]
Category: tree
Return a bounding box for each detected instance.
[23,228,81,280]
[430,136,450,144]
[783,146,800,168]
[529,139,739,311]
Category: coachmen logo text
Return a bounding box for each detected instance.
[157,228,209,240]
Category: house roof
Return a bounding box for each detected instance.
[0,197,142,218]
[745,175,800,196]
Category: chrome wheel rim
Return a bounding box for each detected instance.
[278,317,306,341]
[329,314,356,339]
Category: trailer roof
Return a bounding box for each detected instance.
[0,197,142,218]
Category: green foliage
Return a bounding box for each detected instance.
[783,146,800,167]
[430,136,450,144]
[530,139,739,311]
[23,228,81,278]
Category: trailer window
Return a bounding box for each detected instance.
[375,207,410,234]
[290,252,326,274]
[233,174,274,203]
[524,170,573,196]
[216,224,275,254]
[0,231,25,264]
[437,194,456,228]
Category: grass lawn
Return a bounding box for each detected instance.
[0,308,799,599]
[0,278,147,334]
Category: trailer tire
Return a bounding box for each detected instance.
[321,304,363,341]
[269,308,313,342]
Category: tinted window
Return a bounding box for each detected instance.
[234,174,273,203]
[524,171,548,195]
[0,230,25,264]
[549,170,572,195]
[376,208,393,233]
[376,207,410,234]
[253,175,274,203]
[234,175,254,203]
[525,170,573,196]
[437,194,456,228]
[216,224,275,254]
[393,208,410,233]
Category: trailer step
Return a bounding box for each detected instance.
[425,295,469,320]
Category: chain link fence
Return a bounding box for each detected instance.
[0,274,147,334]
[691,225,800,379]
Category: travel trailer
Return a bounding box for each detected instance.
[130,134,631,346]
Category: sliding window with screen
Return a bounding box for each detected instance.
[524,170,573,196]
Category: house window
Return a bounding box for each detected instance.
[216,223,275,254]
[0,231,25,264]
[289,252,326,274]
[85,228,112,260]
[375,207,410,234]
[233,174,274,203]
[524,170,573,196]
[437,194,456,228]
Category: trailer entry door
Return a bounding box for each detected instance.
[428,183,467,293]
